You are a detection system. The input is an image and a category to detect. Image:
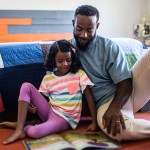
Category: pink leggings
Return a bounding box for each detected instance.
[19,83,70,138]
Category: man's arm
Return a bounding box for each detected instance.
[102,78,132,136]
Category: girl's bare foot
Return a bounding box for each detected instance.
[3,129,25,144]
[0,122,17,129]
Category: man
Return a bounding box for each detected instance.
[70,5,150,141]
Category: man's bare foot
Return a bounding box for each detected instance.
[0,121,17,129]
[3,129,25,144]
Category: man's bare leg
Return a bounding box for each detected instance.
[3,101,29,144]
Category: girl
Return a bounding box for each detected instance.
[0,39,98,144]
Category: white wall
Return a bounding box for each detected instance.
[0,0,99,10]
[94,0,145,38]
[147,0,150,17]
[0,0,148,38]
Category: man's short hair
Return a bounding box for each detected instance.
[74,5,99,21]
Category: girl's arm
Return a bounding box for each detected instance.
[84,85,98,131]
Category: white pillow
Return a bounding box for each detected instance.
[111,38,148,68]
[0,53,4,68]
[111,38,146,51]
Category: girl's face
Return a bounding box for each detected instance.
[55,51,72,76]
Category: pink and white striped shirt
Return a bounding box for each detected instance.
[39,69,94,129]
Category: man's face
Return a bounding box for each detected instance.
[73,14,99,48]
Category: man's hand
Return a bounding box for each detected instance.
[28,104,37,114]
[102,79,131,136]
[102,107,126,136]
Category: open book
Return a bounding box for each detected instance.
[22,133,120,150]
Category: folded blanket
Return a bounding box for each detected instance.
[0,43,44,68]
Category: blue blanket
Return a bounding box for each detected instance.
[0,43,44,67]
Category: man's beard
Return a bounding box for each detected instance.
[73,31,96,50]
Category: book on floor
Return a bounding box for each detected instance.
[22,133,120,150]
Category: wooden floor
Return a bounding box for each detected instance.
[0,112,150,150]
[0,120,150,150]
[61,121,150,150]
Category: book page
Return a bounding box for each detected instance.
[64,133,120,150]
[23,134,76,150]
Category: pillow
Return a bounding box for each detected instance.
[111,38,147,50]
[111,38,148,68]
[0,54,4,68]
[40,43,52,62]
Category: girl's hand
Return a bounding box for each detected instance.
[86,122,99,132]
[28,104,37,114]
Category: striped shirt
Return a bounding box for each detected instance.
[39,69,94,129]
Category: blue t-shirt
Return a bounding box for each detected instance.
[70,35,131,109]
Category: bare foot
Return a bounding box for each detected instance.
[0,121,17,129]
[3,129,25,144]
